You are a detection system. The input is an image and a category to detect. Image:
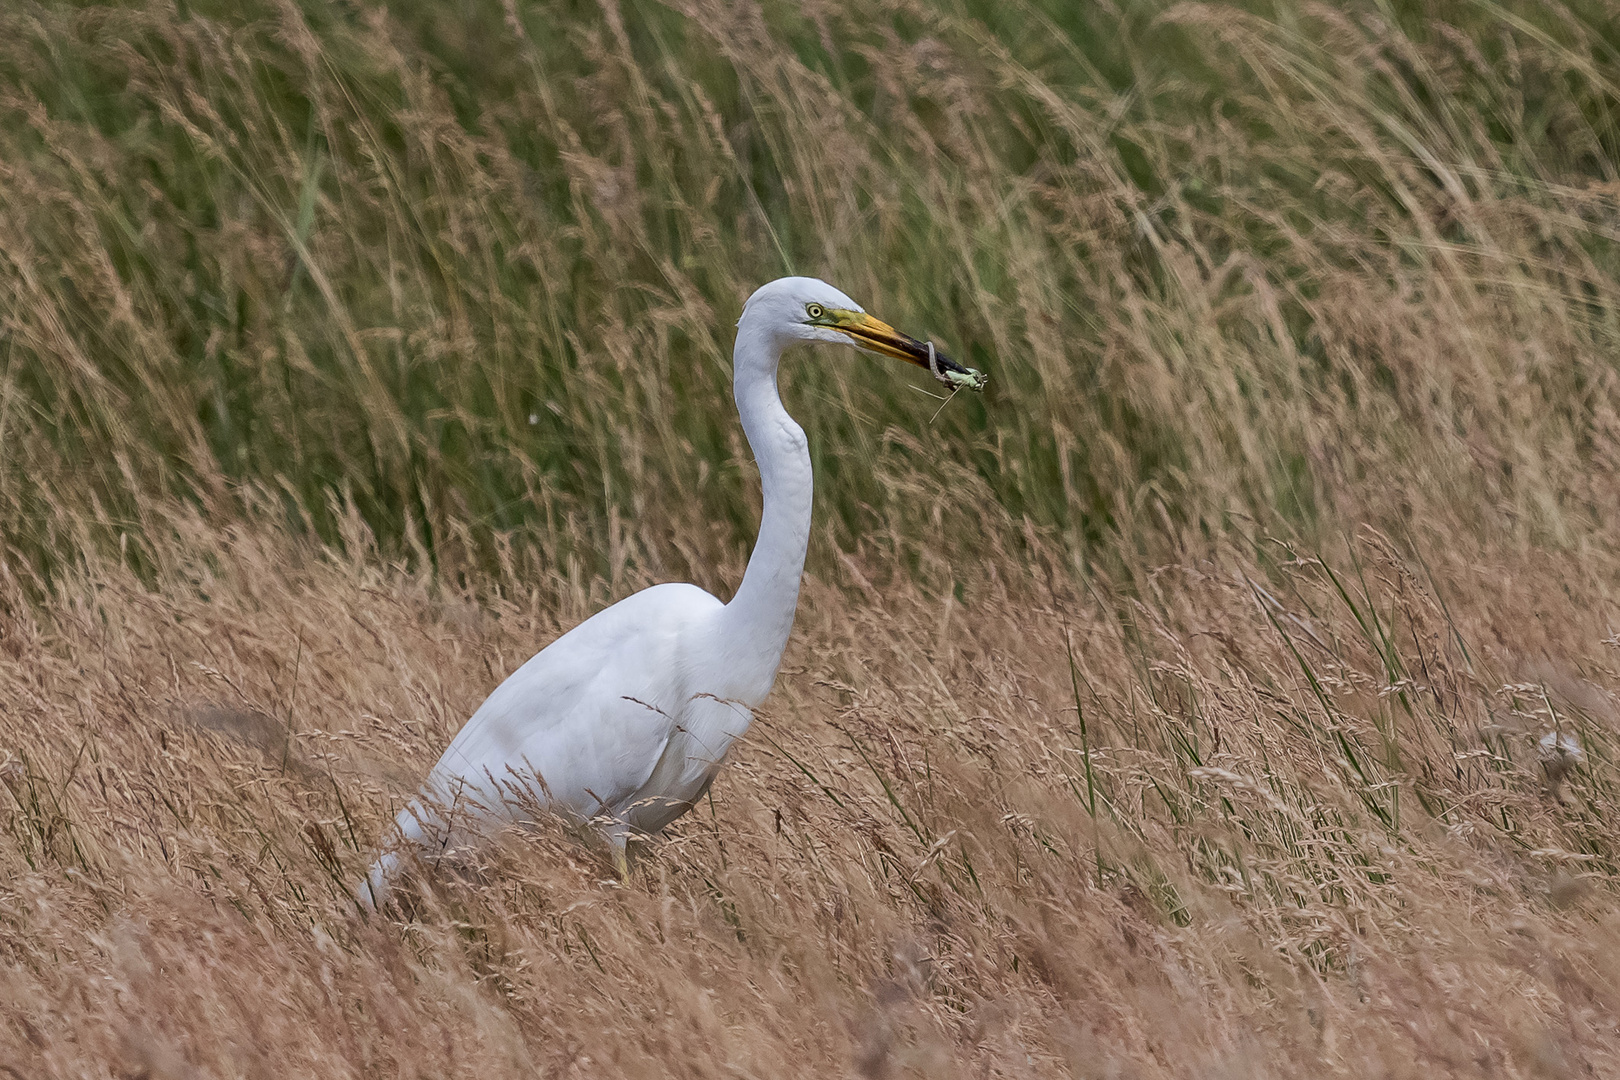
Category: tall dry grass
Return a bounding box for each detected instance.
[0,0,1619,1074]
[0,510,1617,1076]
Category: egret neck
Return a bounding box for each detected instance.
[716,312,812,706]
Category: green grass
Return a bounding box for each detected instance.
[5,0,1620,597]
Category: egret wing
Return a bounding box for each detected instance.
[419,583,721,825]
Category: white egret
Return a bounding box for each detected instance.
[361,276,985,909]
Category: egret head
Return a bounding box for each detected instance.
[740,277,986,390]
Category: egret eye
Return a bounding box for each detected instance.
[805,303,824,320]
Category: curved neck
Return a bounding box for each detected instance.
[718,322,812,703]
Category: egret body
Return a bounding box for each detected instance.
[362,277,984,907]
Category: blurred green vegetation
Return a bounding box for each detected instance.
[4,0,1620,594]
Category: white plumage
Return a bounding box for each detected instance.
[361,277,984,908]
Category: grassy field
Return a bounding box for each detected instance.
[2,0,1620,1074]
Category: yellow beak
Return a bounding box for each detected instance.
[830,311,987,391]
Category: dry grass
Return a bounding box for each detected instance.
[2,0,1620,1074]
[0,508,1616,1077]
